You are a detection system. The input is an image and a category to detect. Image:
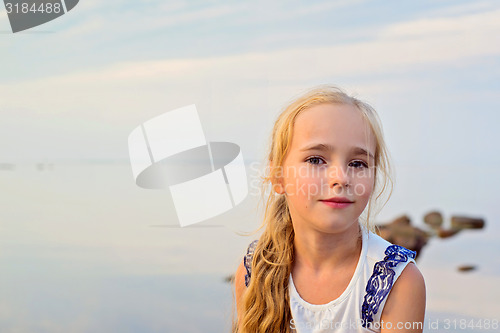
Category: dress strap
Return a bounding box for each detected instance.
[243,240,258,287]
[361,244,416,328]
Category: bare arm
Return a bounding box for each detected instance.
[380,262,426,333]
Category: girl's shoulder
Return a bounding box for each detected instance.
[243,239,259,287]
[365,230,416,263]
[361,229,420,328]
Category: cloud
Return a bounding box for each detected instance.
[2,7,499,91]
[425,0,500,17]
[0,8,9,29]
[58,0,248,37]
[380,8,500,39]
[0,5,498,155]
[0,3,499,163]
[219,0,369,27]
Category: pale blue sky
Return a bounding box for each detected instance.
[3,0,496,81]
[0,0,499,166]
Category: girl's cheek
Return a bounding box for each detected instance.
[291,176,322,199]
[283,176,305,197]
[302,175,320,188]
[365,178,375,198]
[353,175,374,198]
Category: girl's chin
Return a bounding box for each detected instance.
[308,219,359,234]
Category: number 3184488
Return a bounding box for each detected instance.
[5,2,62,14]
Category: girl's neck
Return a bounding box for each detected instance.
[292,222,363,275]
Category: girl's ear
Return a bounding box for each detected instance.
[269,162,285,194]
[272,180,285,194]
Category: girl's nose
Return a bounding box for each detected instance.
[328,164,350,188]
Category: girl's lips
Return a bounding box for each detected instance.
[322,196,353,203]
[320,201,353,208]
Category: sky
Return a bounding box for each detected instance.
[0,0,500,331]
[0,0,499,166]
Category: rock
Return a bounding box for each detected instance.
[457,265,477,272]
[451,216,485,230]
[390,215,411,226]
[0,163,15,170]
[376,215,430,259]
[437,228,461,238]
[423,211,443,228]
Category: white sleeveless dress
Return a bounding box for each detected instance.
[243,226,417,333]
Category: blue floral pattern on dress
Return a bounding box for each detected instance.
[361,245,416,327]
[243,240,258,287]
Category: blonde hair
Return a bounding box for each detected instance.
[233,85,394,332]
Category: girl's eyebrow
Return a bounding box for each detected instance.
[300,143,375,159]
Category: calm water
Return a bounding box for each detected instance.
[0,162,498,332]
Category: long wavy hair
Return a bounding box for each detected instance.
[233,85,394,332]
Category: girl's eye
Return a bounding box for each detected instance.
[349,160,368,169]
[306,157,325,165]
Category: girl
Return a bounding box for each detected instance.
[233,86,426,332]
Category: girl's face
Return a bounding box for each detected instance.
[275,103,376,235]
